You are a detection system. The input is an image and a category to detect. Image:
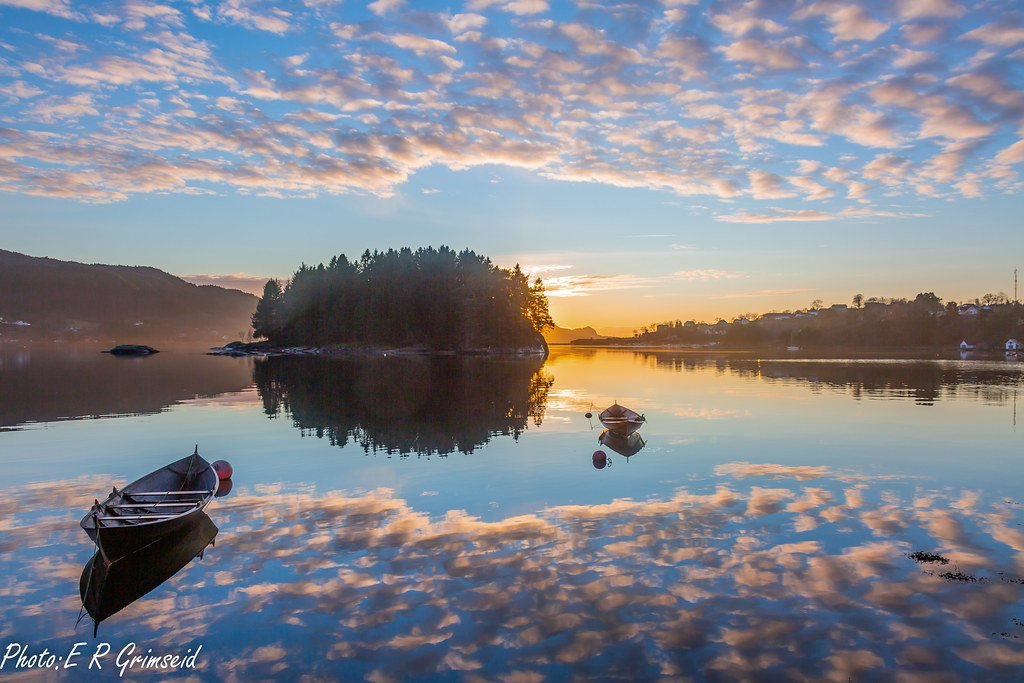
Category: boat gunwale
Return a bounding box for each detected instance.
[81,452,218,534]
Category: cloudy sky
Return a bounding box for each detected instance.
[1,0,1022,329]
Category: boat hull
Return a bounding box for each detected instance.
[598,418,644,436]
[598,403,646,436]
[84,506,212,559]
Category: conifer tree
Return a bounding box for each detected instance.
[252,279,282,340]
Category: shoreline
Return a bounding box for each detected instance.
[553,343,1021,359]
[207,342,548,358]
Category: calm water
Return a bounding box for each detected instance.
[1,346,1023,680]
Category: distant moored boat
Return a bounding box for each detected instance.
[598,402,646,436]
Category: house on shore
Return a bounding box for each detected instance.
[1007,339,1022,351]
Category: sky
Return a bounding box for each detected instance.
[0,0,1022,331]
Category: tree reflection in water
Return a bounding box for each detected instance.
[635,353,1023,406]
[253,356,554,456]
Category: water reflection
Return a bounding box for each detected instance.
[253,355,554,456]
[2,347,1022,679]
[0,347,253,429]
[635,353,1024,405]
[2,468,1022,679]
[80,512,218,636]
[598,429,646,459]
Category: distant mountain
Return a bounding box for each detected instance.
[594,326,638,338]
[0,250,257,344]
[543,325,606,344]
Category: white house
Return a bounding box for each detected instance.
[960,340,975,351]
[958,304,979,316]
[1007,339,1022,351]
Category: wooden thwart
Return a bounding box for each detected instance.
[128,490,213,496]
[108,502,201,509]
[97,514,180,521]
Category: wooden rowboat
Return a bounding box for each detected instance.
[598,403,646,436]
[80,511,218,636]
[80,446,219,559]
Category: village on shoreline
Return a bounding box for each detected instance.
[568,294,1024,355]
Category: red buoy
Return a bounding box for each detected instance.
[212,460,233,480]
[215,477,233,497]
[592,450,607,469]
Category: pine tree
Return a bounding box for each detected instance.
[252,279,282,341]
[527,277,554,333]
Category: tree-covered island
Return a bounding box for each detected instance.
[251,246,554,354]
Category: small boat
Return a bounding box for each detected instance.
[80,512,218,636]
[598,429,646,458]
[598,402,646,436]
[80,446,219,559]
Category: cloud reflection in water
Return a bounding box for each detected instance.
[1,466,1022,680]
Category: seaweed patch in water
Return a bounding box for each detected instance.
[908,551,950,565]
[922,565,985,582]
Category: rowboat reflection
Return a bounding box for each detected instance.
[79,512,218,636]
[598,428,646,459]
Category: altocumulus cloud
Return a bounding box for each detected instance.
[0,0,1021,221]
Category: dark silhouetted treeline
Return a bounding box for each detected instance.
[253,355,554,456]
[583,293,1023,350]
[722,299,1023,349]
[253,246,553,351]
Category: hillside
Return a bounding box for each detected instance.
[0,250,257,344]
[543,325,606,344]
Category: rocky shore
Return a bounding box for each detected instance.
[207,339,548,358]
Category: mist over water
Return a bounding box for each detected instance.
[1,346,1022,680]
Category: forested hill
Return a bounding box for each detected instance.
[253,247,553,353]
[0,250,257,344]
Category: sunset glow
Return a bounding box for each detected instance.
[1,0,1022,328]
